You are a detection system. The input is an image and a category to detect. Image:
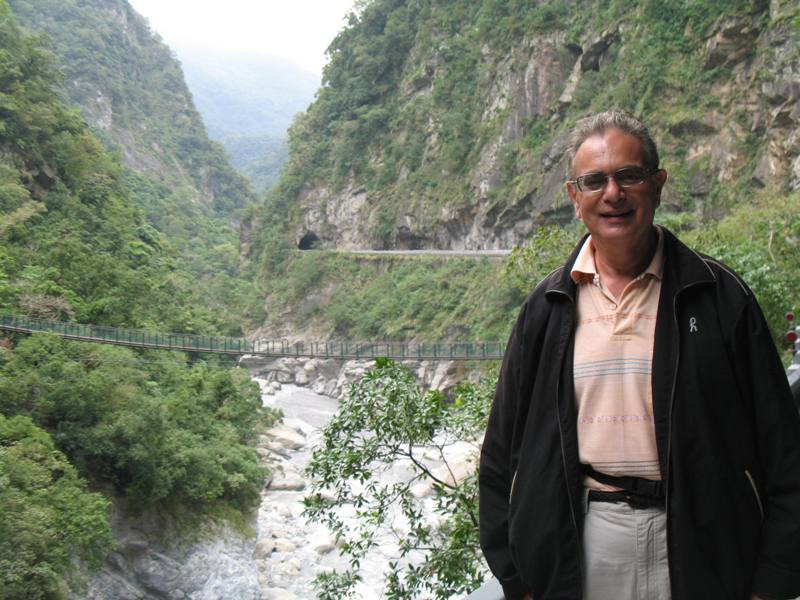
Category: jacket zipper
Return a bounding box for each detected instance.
[665,282,704,587]
[744,469,764,520]
[509,469,518,504]
[551,289,583,596]
[556,378,583,596]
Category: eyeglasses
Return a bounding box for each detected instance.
[569,166,655,193]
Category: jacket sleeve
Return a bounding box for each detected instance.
[479,303,530,600]
[733,296,800,599]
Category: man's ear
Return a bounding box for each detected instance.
[653,169,667,208]
[654,169,667,190]
[566,181,581,219]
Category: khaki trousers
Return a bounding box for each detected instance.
[583,494,672,600]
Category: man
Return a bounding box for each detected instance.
[479,111,800,600]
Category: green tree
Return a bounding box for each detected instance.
[303,359,494,599]
[0,335,276,515]
[0,414,113,600]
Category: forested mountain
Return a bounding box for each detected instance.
[8,0,256,214]
[259,0,799,253]
[176,45,318,192]
[0,3,273,596]
[0,1,210,330]
[253,0,800,345]
[8,0,268,334]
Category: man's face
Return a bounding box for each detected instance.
[566,128,666,250]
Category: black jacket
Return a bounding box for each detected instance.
[479,228,800,600]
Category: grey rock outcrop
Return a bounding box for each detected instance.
[73,511,261,600]
[242,354,475,400]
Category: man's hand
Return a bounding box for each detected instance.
[522,595,534,600]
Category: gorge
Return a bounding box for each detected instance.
[0,0,798,599]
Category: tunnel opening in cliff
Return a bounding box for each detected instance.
[298,231,320,250]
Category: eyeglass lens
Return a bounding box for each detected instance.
[579,167,649,192]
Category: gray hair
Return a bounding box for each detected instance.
[567,111,659,175]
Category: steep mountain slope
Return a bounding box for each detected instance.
[9,0,256,214]
[254,0,799,255]
[248,0,799,345]
[7,0,268,332]
[0,2,199,328]
[0,4,274,596]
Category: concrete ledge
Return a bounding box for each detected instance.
[463,577,504,600]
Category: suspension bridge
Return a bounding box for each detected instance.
[0,315,506,361]
[4,314,800,600]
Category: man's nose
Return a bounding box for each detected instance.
[601,176,624,200]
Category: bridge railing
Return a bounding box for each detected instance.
[0,316,506,360]
[0,315,254,354]
[252,339,506,360]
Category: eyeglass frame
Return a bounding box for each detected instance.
[567,166,660,193]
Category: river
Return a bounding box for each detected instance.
[255,381,420,600]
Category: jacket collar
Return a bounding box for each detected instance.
[544,226,716,301]
[659,226,716,294]
[544,232,587,302]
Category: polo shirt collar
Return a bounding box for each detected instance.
[569,225,665,284]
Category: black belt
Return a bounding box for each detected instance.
[587,489,665,509]
[581,464,665,509]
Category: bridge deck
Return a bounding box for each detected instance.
[0,316,506,361]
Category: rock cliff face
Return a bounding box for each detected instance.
[286,0,800,252]
[72,509,261,600]
[9,0,256,213]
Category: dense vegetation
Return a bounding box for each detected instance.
[0,412,113,599]
[254,0,799,350]
[0,336,271,514]
[8,0,256,215]
[0,335,276,598]
[0,4,275,596]
[0,1,251,332]
[265,251,522,341]
[6,0,268,336]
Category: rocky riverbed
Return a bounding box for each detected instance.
[255,378,479,600]
[239,354,480,400]
[74,358,482,600]
[254,379,482,599]
[254,382,390,599]
[73,383,346,600]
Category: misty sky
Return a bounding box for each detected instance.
[128,0,356,76]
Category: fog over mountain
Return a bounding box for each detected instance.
[176,45,320,191]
